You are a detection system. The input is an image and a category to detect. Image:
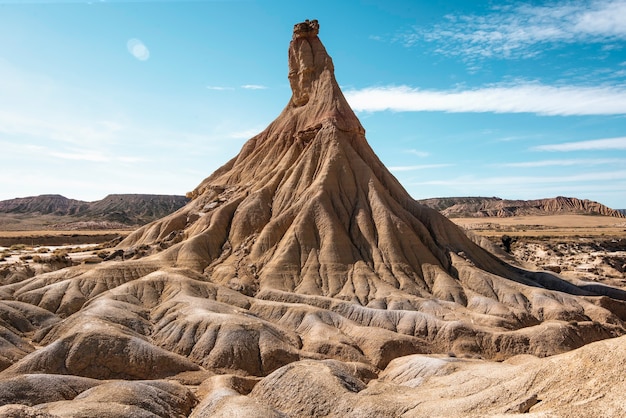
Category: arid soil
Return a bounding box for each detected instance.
[0,20,625,418]
[452,214,626,237]
[453,215,626,292]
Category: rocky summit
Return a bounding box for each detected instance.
[1,20,626,417]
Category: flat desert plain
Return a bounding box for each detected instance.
[452,214,626,238]
[1,213,625,417]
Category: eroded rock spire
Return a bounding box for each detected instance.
[288,19,334,107]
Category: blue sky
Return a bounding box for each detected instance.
[1,0,625,209]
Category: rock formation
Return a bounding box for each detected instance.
[419,195,625,218]
[1,20,626,417]
[0,195,88,216]
[0,194,189,230]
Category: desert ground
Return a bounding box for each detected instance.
[1,215,624,417]
[452,215,626,289]
[3,214,623,289]
[452,214,626,238]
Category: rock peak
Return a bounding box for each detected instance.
[285,21,363,134]
[288,19,334,107]
[293,19,319,39]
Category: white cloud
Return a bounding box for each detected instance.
[48,149,145,163]
[345,83,626,116]
[206,86,234,91]
[241,84,268,90]
[389,164,453,172]
[415,170,626,186]
[50,151,110,162]
[409,0,626,60]
[405,149,430,158]
[127,38,150,61]
[533,137,626,151]
[496,158,626,167]
[0,109,127,146]
[0,139,145,164]
[207,85,268,91]
[227,127,263,139]
[574,0,626,36]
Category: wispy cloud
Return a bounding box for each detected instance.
[404,0,626,60]
[50,151,109,162]
[206,85,268,91]
[227,126,264,139]
[533,137,626,151]
[415,170,626,187]
[241,84,268,90]
[345,83,626,116]
[405,149,430,158]
[0,110,127,145]
[49,149,145,163]
[0,138,145,164]
[389,164,453,172]
[206,85,234,91]
[495,158,626,167]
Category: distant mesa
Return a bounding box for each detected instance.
[418,196,625,218]
[1,20,626,417]
[0,194,189,229]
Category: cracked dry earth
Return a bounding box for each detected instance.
[1,20,626,418]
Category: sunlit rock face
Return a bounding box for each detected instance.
[1,20,626,418]
[288,19,331,107]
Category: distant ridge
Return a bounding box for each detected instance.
[0,194,87,216]
[0,194,189,226]
[418,196,625,218]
